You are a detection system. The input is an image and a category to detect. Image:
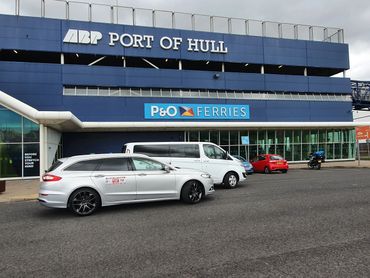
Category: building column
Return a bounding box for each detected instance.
[39,124,47,180]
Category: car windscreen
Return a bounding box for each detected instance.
[270,155,283,160]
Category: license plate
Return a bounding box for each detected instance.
[277,162,282,165]
[318,160,322,163]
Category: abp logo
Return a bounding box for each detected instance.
[63,29,102,45]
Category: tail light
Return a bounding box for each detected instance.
[42,174,62,182]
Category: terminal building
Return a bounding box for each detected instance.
[0,0,363,179]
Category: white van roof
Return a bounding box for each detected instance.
[125,142,216,146]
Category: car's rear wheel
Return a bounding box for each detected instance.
[223,172,238,189]
[282,169,288,173]
[68,188,100,216]
[181,180,203,204]
[264,167,271,174]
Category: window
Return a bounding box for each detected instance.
[203,144,226,159]
[170,145,200,158]
[258,155,266,161]
[132,158,164,171]
[47,160,63,172]
[65,160,100,171]
[96,158,130,171]
[270,155,283,160]
[134,144,170,157]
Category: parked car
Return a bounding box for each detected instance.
[232,155,254,174]
[123,142,247,188]
[251,154,289,174]
[38,153,215,216]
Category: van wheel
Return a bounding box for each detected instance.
[68,188,101,216]
[223,172,238,189]
[181,180,203,204]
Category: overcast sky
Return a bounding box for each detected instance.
[1,0,369,80]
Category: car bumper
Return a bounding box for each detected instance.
[38,190,68,208]
[204,179,215,196]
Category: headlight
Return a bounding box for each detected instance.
[201,173,211,178]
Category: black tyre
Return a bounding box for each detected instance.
[315,164,321,170]
[223,172,238,189]
[264,167,271,174]
[282,169,288,173]
[68,188,101,216]
[181,180,204,204]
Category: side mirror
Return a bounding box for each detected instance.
[164,165,171,173]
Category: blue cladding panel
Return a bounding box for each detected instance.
[263,38,307,66]
[306,41,349,69]
[61,96,353,122]
[308,76,351,93]
[264,74,309,92]
[62,131,184,156]
[0,14,349,69]
[0,15,61,52]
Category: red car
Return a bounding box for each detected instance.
[251,154,289,174]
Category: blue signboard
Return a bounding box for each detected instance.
[144,103,250,120]
[241,136,250,145]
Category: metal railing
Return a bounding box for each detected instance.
[0,0,344,43]
[63,86,352,102]
[352,80,370,110]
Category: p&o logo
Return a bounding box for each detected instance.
[63,29,102,45]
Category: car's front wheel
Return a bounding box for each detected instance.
[68,188,101,216]
[181,180,204,204]
[223,172,238,189]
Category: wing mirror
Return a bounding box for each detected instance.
[164,165,171,173]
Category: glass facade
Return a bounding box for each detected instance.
[0,106,40,179]
[185,129,356,161]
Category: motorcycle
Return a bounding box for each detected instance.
[308,151,325,170]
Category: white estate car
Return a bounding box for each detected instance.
[38,153,214,216]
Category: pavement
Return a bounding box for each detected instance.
[0,159,369,203]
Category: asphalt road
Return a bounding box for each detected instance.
[1,168,370,277]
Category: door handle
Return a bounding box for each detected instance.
[94,175,105,178]
[138,173,147,176]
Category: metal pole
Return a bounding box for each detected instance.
[357,140,361,166]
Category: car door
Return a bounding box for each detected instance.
[201,144,229,183]
[253,155,266,172]
[91,157,136,204]
[131,157,177,200]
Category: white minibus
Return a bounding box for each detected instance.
[123,142,246,188]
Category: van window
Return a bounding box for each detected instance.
[203,144,226,159]
[134,144,170,157]
[96,158,131,171]
[64,160,100,171]
[170,144,200,158]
